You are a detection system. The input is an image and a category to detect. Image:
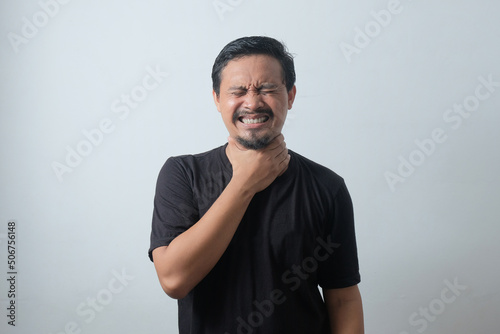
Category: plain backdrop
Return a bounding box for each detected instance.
[1,0,499,333]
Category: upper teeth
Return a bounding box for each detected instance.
[242,117,267,124]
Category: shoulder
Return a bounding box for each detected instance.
[160,145,227,175]
[289,150,346,193]
[167,145,225,165]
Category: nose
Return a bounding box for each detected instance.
[243,90,265,111]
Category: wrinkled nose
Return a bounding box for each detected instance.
[243,90,265,111]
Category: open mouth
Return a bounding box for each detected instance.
[239,116,270,124]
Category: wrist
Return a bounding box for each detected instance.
[227,177,256,201]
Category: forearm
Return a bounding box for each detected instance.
[153,135,289,299]
[153,178,254,299]
[324,285,364,334]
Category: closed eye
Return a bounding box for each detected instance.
[231,90,247,97]
[228,84,281,96]
[260,89,277,95]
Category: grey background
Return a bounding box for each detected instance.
[1,0,499,333]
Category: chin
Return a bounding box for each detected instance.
[236,134,273,150]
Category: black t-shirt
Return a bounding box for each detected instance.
[149,144,360,334]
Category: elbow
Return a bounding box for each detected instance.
[152,247,193,299]
[159,277,191,300]
[163,286,189,300]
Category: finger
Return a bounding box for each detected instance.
[272,133,284,142]
[277,154,291,176]
[273,142,288,159]
[273,133,285,145]
[283,153,291,166]
[268,134,285,151]
[277,147,289,162]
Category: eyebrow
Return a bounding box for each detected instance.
[228,83,280,91]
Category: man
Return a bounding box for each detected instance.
[149,36,363,334]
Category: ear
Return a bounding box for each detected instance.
[213,90,221,113]
[287,85,297,110]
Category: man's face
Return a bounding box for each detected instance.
[213,55,296,150]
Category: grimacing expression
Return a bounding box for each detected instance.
[213,55,296,150]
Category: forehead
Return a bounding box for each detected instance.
[220,55,284,87]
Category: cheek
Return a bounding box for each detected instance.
[219,99,236,116]
[221,98,240,114]
[221,108,237,126]
[269,101,288,119]
[228,99,241,111]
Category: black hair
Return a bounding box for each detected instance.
[211,36,296,96]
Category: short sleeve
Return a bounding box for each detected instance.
[317,181,361,289]
[148,157,199,262]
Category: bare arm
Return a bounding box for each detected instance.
[323,285,364,334]
[152,135,290,299]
